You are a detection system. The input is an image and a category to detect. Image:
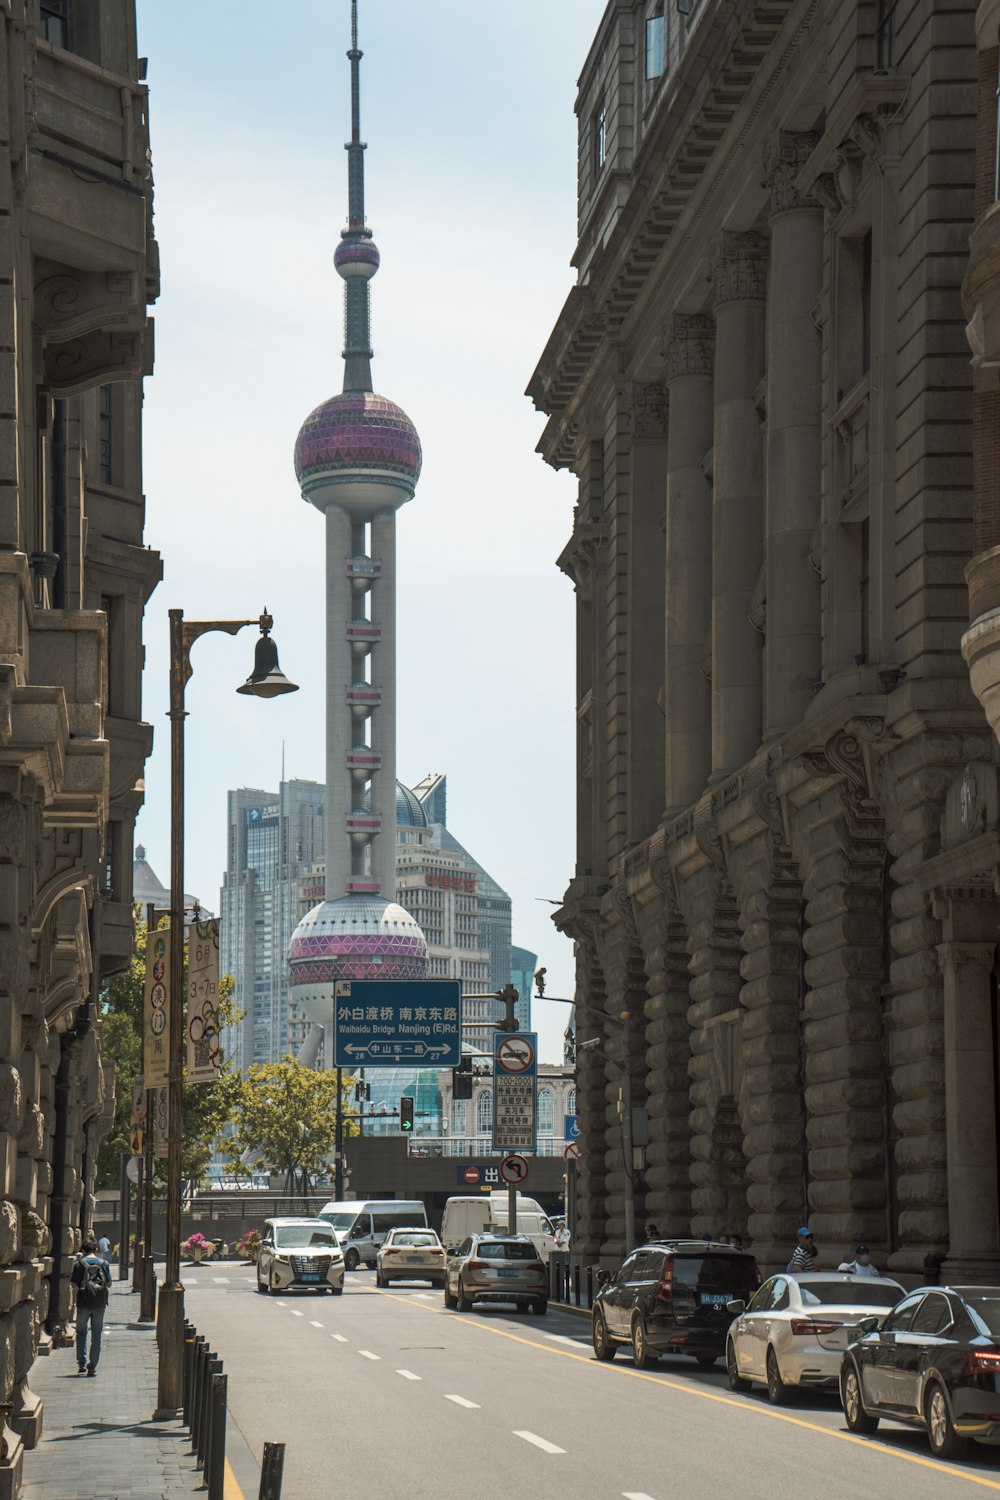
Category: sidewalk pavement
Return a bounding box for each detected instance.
[21,1280,210,1500]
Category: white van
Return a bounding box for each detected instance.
[315,1199,427,1270]
[441,1193,555,1262]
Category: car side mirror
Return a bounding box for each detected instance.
[726,1299,746,1317]
[856,1315,880,1335]
[596,1269,609,1287]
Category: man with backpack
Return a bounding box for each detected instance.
[71,1237,112,1375]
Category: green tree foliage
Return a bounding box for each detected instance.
[96,909,244,1188]
[228,1059,357,1196]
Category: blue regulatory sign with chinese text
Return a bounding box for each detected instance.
[332,979,462,1067]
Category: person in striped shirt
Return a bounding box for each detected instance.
[786,1227,818,1273]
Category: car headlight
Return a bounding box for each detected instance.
[273,1254,291,1265]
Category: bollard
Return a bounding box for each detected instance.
[190,1337,206,1456]
[196,1352,216,1466]
[207,1371,227,1500]
[586,1264,593,1308]
[182,1326,195,1428]
[259,1442,285,1500]
[573,1262,580,1306]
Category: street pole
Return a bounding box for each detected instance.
[157,608,297,1418]
[335,1066,344,1201]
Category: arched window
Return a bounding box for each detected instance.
[538,1088,554,1134]
[452,1099,467,1136]
[567,1088,576,1116]
[477,1090,493,1133]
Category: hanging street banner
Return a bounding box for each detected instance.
[332,979,462,1066]
[187,917,222,1084]
[492,1031,538,1154]
[129,1075,145,1156]
[152,1085,169,1159]
[143,925,170,1088]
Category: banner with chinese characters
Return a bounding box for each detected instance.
[129,1074,145,1156]
[143,926,170,1088]
[152,1085,169,1158]
[186,918,222,1084]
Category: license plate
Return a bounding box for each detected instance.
[299,1272,320,1282]
[498,1269,519,1278]
[700,1292,729,1305]
[402,1255,424,1263]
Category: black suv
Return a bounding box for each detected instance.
[592,1239,760,1368]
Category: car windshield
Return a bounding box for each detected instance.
[963,1296,1000,1335]
[274,1226,338,1249]
[318,1213,356,1231]
[799,1281,901,1308]
[673,1254,758,1292]
[476,1242,537,1261]
[390,1232,438,1247]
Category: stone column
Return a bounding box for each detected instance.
[663,315,715,811]
[709,232,768,777]
[762,133,823,736]
[938,942,1000,1281]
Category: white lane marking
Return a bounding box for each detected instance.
[623,1493,658,1499]
[291,1311,304,1318]
[212,1277,230,1283]
[396,1370,421,1381]
[274,1300,287,1307]
[444,1394,480,1409]
[309,1321,324,1328]
[243,1277,255,1283]
[513,1431,565,1455]
[412,1292,432,1299]
[544,1333,586,1346]
[332,1334,348,1343]
[358,1350,380,1360]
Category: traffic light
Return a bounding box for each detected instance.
[452,1069,473,1101]
[399,1096,415,1132]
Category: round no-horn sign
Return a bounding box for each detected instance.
[499,1153,529,1186]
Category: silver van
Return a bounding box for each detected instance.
[316,1199,428,1270]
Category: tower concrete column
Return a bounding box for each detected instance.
[709,231,768,778]
[325,504,353,900]
[763,132,823,736]
[938,942,1000,1281]
[663,313,715,811]
[370,509,396,901]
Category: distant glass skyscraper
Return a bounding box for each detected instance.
[510,945,537,1034]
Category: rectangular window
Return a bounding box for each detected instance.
[645,15,665,80]
[861,231,873,376]
[40,1,68,47]
[99,384,113,484]
[875,0,897,71]
[593,102,607,179]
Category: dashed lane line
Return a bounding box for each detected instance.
[309,1321,324,1328]
[332,1334,348,1343]
[444,1394,480,1409]
[374,1288,1000,1495]
[514,1431,565,1455]
[358,1350,380,1360]
[291,1310,304,1318]
[273,1300,286,1307]
[544,1333,587,1346]
[623,1493,658,1499]
[397,1370,421,1381]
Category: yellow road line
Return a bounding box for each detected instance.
[224,1456,245,1500]
[375,1289,1000,1492]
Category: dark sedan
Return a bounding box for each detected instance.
[840,1284,1000,1459]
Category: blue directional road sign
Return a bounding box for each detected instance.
[333,979,462,1066]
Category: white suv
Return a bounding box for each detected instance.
[256,1218,345,1295]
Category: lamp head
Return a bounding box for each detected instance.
[236,611,299,698]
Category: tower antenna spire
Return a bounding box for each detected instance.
[338,0,377,392]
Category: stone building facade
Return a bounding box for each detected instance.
[529,0,999,1281]
[0,2,158,1485]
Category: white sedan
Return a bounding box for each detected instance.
[726,1272,904,1403]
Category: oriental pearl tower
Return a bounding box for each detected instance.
[288,0,427,1037]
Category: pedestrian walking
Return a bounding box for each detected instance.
[96,1234,111,1260]
[837,1243,878,1277]
[71,1238,111,1376]
[786,1226,818,1273]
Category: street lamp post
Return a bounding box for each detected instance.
[535,977,637,1254]
[156,608,297,1419]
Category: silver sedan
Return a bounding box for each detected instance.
[726,1272,904,1403]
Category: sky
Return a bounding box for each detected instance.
[132,1,609,1064]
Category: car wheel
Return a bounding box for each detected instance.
[926,1380,967,1460]
[533,1298,548,1317]
[456,1278,473,1313]
[375,1269,385,1288]
[443,1280,457,1310]
[727,1340,750,1393]
[631,1315,657,1369]
[516,1298,530,1313]
[256,1269,268,1295]
[330,1284,344,1296]
[436,1277,447,1289]
[269,1269,280,1294]
[344,1248,360,1271]
[365,1261,377,1270]
[842,1363,878,1434]
[766,1346,793,1405]
[695,1354,718,1368]
[592,1311,616,1362]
